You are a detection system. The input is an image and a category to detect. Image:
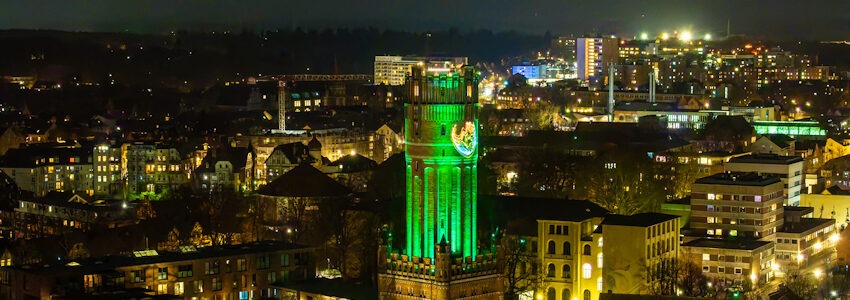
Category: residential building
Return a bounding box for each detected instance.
[373,55,468,86]
[774,206,839,275]
[749,135,795,156]
[682,238,776,288]
[263,140,323,183]
[0,241,315,300]
[13,192,134,239]
[690,172,785,240]
[535,202,609,300]
[232,128,381,188]
[121,142,187,198]
[725,154,804,206]
[502,198,680,299]
[92,143,122,198]
[0,144,94,197]
[599,213,680,295]
[194,146,250,192]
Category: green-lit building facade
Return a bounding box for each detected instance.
[378,66,502,300]
[403,66,479,260]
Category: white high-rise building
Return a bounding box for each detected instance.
[576,37,619,85]
[725,154,805,206]
[373,55,467,86]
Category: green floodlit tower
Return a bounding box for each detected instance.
[404,65,479,260]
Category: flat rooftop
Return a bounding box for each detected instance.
[784,206,814,215]
[728,153,804,165]
[780,218,834,234]
[694,172,781,186]
[601,213,679,227]
[683,238,772,251]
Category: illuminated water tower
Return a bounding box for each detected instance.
[378,65,502,299]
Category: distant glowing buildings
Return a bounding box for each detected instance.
[373,55,468,86]
[576,37,619,85]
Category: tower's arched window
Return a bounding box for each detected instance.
[547,241,556,254]
[583,244,591,255]
[547,264,555,277]
[562,264,571,278]
[563,241,571,255]
[547,287,556,300]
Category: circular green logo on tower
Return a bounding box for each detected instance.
[451,121,477,157]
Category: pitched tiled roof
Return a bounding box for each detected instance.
[257,164,352,198]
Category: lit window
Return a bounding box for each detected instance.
[707,193,715,200]
[582,263,592,279]
[702,254,710,261]
[597,253,603,268]
[754,195,762,202]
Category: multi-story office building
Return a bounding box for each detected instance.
[0,241,315,300]
[725,154,804,206]
[690,172,785,240]
[576,37,619,85]
[373,55,468,86]
[682,238,776,287]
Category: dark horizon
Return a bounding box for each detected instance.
[3,0,849,40]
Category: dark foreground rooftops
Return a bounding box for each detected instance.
[694,172,781,186]
[12,241,310,276]
[780,218,834,234]
[276,278,378,300]
[728,153,803,165]
[601,213,679,227]
[683,238,771,250]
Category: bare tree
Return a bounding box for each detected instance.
[642,256,709,297]
[502,236,542,300]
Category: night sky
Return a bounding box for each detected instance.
[2,0,849,39]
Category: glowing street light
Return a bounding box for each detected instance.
[813,268,823,279]
[640,32,649,40]
[661,32,670,40]
[680,31,693,41]
[704,33,712,41]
